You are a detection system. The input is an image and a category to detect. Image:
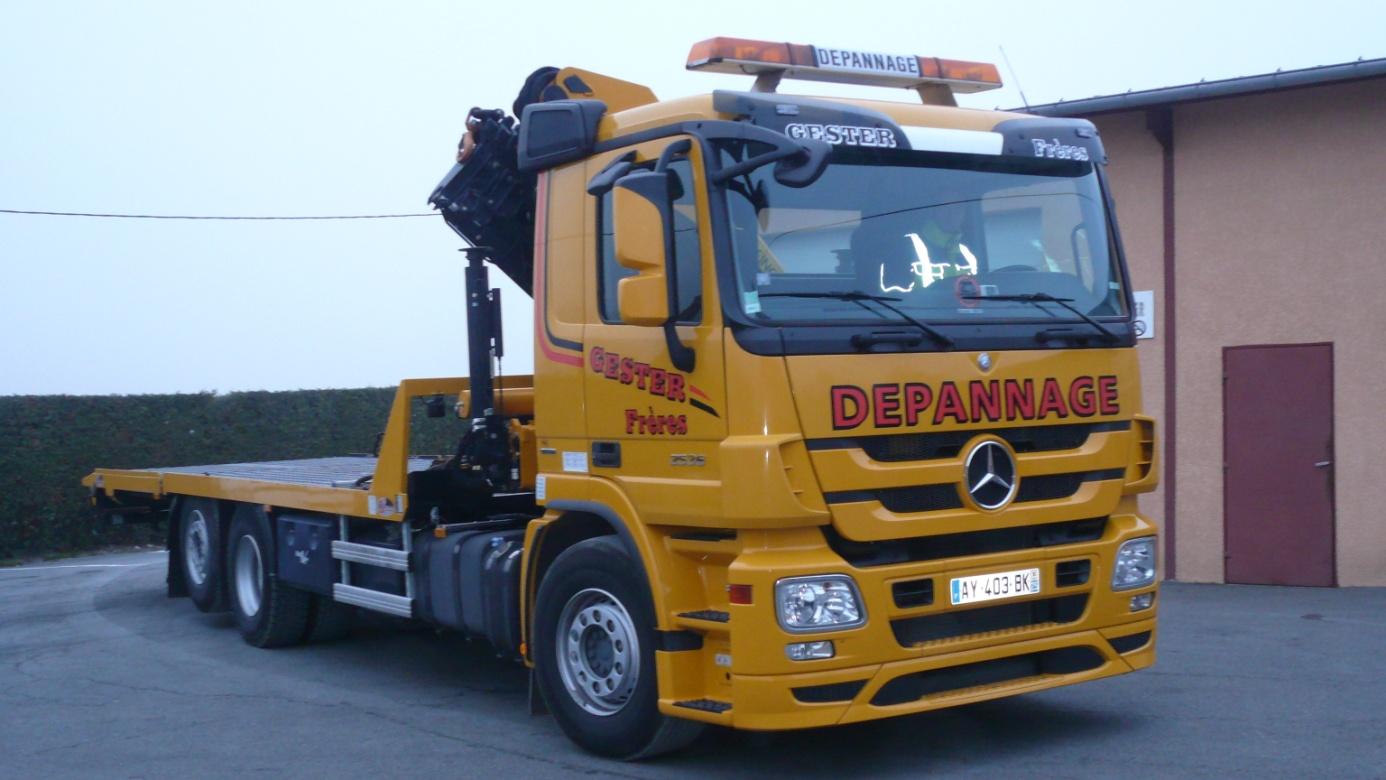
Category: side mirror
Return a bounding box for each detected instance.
[613,170,675,326]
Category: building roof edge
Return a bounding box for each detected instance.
[1016,56,1386,117]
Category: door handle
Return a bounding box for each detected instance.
[592,441,622,468]
[1313,460,1332,469]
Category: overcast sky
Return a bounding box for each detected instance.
[3,0,1382,395]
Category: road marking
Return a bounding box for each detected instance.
[0,552,164,573]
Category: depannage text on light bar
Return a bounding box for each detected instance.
[812,46,921,77]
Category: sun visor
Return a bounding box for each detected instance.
[991,117,1107,164]
[714,92,1096,161]
[714,90,908,150]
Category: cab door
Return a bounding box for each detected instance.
[582,138,728,526]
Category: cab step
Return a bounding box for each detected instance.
[674,698,732,714]
[331,517,415,618]
[333,583,413,617]
[331,540,410,570]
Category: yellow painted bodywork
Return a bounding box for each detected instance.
[552,66,657,113]
[458,375,534,418]
[85,75,1158,733]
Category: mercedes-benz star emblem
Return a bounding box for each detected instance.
[964,441,1018,510]
[977,352,993,371]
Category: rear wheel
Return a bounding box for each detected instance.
[533,536,703,759]
[178,499,224,612]
[226,504,312,648]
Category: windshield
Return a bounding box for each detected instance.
[721,146,1127,326]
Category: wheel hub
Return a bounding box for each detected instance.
[183,510,210,586]
[556,588,640,717]
[234,534,264,617]
[581,624,616,677]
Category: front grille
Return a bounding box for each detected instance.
[823,484,962,512]
[869,646,1106,706]
[1055,559,1092,587]
[892,578,935,608]
[826,517,1107,568]
[1016,469,1124,503]
[891,594,1088,646]
[807,420,1130,463]
[823,469,1125,513]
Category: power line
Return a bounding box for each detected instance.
[0,208,438,220]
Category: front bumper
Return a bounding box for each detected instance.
[661,512,1158,730]
[727,619,1154,730]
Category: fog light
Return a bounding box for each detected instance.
[786,640,835,661]
[775,575,867,633]
[1130,592,1154,611]
[1111,537,1157,591]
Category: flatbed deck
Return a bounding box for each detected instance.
[145,456,437,488]
[83,376,487,522]
[86,455,444,520]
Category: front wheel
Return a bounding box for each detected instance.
[533,536,703,759]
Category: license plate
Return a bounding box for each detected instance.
[950,567,1042,606]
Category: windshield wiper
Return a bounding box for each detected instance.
[760,292,954,348]
[962,292,1119,343]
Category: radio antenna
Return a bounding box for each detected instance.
[999,46,1031,109]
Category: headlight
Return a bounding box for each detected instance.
[775,575,866,633]
[1112,537,1157,591]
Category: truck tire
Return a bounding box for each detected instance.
[226,504,312,648]
[178,498,225,612]
[533,536,703,759]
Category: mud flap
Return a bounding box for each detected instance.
[165,497,187,598]
[528,668,550,716]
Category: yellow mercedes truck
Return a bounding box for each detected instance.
[85,37,1160,759]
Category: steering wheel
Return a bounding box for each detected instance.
[990,264,1039,274]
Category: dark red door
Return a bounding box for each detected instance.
[1223,343,1335,586]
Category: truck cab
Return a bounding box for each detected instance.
[507,37,1159,749]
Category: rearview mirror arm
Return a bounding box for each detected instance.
[704,126,829,188]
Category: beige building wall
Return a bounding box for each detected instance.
[1090,79,1386,586]
[1174,80,1386,586]
[1090,113,1168,567]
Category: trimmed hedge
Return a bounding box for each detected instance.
[0,388,469,560]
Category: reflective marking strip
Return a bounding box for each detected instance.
[901,127,1003,156]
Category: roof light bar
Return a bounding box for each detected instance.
[686,37,1002,98]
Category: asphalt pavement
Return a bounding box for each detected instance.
[2,549,1384,779]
